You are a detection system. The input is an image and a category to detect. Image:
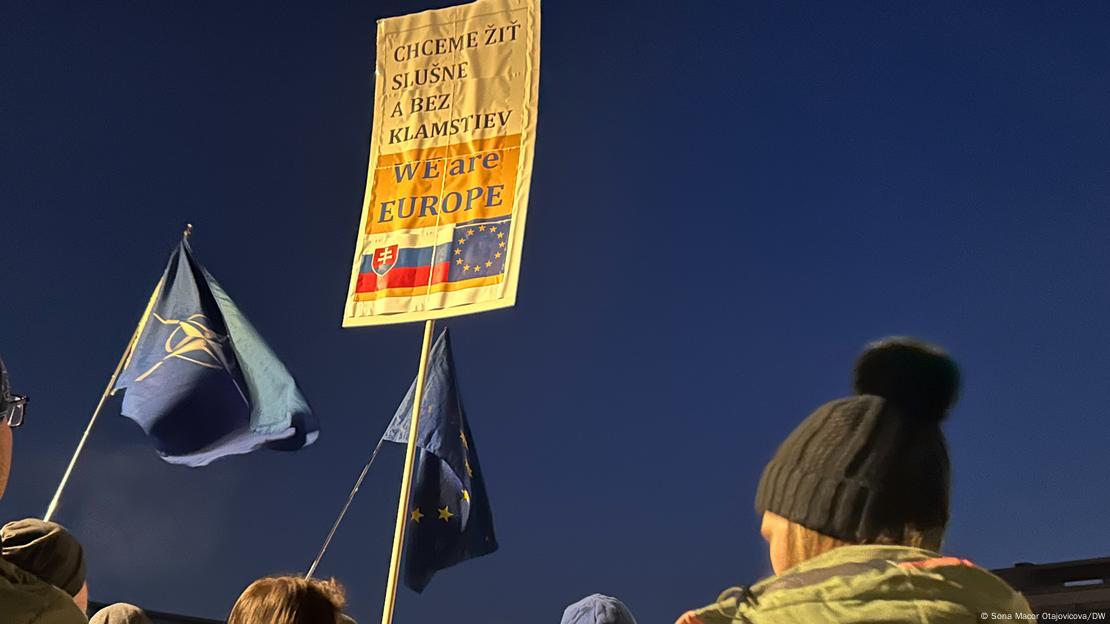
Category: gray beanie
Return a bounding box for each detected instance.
[560,594,638,624]
[90,603,154,624]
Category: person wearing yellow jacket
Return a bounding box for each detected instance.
[677,338,1034,624]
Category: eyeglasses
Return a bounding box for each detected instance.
[3,394,28,428]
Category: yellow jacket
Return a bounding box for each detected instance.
[685,545,1034,623]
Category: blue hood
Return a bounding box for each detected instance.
[560,594,637,624]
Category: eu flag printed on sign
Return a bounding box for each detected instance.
[113,239,319,467]
[445,217,511,284]
[383,329,498,592]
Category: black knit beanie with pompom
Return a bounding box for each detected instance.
[754,337,960,544]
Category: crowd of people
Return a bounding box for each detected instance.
[0,339,1039,623]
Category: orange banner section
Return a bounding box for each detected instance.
[365,134,521,235]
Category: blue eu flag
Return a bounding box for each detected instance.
[383,329,498,592]
[113,239,319,467]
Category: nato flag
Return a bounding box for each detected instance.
[112,239,318,467]
[383,329,498,592]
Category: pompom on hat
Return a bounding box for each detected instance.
[755,337,960,544]
[853,337,959,422]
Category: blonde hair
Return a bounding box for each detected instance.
[783,521,944,571]
[228,576,346,624]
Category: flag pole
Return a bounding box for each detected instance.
[43,224,188,522]
[380,319,436,624]
[43,333,136,522]
[306,438,386,579]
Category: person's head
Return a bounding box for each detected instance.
[0,518,87,606]
[0,356,22,498]
[561,594,638,624]
[754,337,959,574]
[228,576,346,624]
[90,602,154,624]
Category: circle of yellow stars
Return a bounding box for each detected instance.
[452,223,508,274]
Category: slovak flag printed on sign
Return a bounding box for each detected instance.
[356,230,452,305]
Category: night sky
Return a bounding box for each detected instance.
[3,1,1110,622]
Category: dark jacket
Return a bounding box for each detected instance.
[0,557,87,624]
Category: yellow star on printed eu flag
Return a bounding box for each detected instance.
[438,506,454,521]
[411,508,424,523]
[462,490,471,502]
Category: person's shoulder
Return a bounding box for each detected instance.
[0,559,87,624]
[682,587,760,624]
[764,546,1033,620]
[895,555,1034,615]
[685,546,1034,624]
[32,593,88,624]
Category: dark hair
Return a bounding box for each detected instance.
[228,576,346,624]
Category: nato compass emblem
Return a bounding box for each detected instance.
[134,313,234,382]
[371,245,399,276]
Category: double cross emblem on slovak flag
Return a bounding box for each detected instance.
[371,244,399,276]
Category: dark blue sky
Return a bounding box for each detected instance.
[3,1,1110,621]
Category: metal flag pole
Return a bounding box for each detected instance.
[305,438,386,579]
[43,224,188,522]
[380,319,436,624]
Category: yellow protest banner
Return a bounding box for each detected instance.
[342,0,540,327]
